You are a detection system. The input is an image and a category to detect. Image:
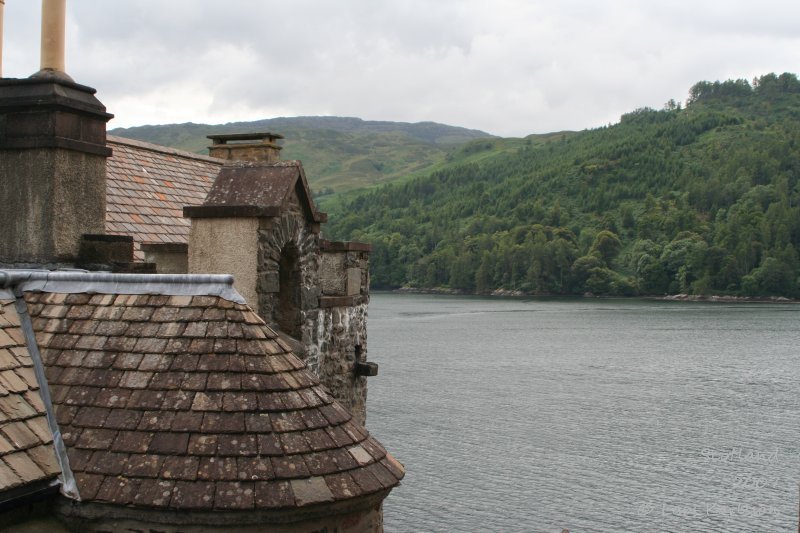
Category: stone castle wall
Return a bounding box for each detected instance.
[314,245,371,425]
[249,193,372,425]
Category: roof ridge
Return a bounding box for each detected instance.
[107,135,224,164]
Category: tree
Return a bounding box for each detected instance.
[590,230,622,265]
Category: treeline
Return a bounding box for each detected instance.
[324,73,800,298]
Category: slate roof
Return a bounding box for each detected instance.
[22,288,402,511]
[183,160,327,224]
[105,136,222,260]
[0,299,61,495]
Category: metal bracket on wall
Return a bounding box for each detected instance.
[355,361,379,377]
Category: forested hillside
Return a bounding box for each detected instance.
[324,73,800,298]
[111,116,493,194]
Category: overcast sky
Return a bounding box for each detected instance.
[4,1,799,137]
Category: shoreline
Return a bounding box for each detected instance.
[388,286,798,303]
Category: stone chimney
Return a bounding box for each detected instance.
[0,0,113,265]
[207,132,283,163]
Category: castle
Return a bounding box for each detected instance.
[0,1,401,531]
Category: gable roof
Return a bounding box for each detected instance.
[183,160,327,224]
[105,136,222,260]
[0,270,402,518]
[0,298,61,501]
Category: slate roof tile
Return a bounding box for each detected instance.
[324,425,355,449]
[361,437,388,462]
[304,428,337,452]
[198,456,239,481]
[0,435,14,455]
[123,455,164,478]
[304,451,346,476]
[128,390,166,410]
[290,476,334,507]
[279,432,312,455]
[254,479,295,509]
[221,391,256,410]
[244,413,272,433]
[74,472,104,500]
[201,412,245,434]
[0,467,21,493]
[19,290,402,511]
[217,434,259,457]
[134,478,175,507]
[381,453,405,479]
[96,475,140,504]
[365,462,399,490]
[271,455,309,479]
[72,407,110,428]
[112,431,152,454]
[148,432,190,455]
[161,456,200,481]
[214,481,255,510]
[86,451,128,476]
[347,466,383,495]
[75,428,117,450]
[100,408,140,430]
[3,451,45,483]
[300,408,331,431]
[257,434,284,457]
[324,471,360,501]
[171,411,204,432]
[105,137,220,260]
[170,480,215,509]
[94,387,130,408]
[0,300,61,494]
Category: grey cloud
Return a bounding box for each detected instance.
[3,0,799,136]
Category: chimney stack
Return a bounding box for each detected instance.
[207,132,283,163]
[0,0,113,265]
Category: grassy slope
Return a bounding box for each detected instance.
[317,132,575,212]
[110,116,495,195]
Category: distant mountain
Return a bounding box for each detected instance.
[110,116,494,194]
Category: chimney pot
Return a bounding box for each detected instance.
[207,132,284,163]
[0,0,5,78]
[34,0,72,81]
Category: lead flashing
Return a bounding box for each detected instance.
[12,294,79,501]
[0,270,246,304]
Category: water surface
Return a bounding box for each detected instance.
[365,294,800,532]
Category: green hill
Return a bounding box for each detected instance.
[323,73,800,298]
[110,116,494,194]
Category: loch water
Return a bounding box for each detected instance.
[365,293,800,532]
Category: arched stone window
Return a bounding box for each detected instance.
[275,243,302,338]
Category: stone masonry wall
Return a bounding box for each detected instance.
[315,247,371,425]
[252,190,371,424]
[256,208,320,360]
